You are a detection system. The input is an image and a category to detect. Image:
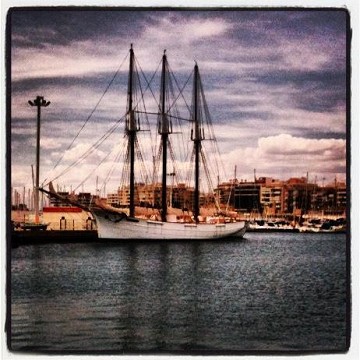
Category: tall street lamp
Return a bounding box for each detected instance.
[28,96,50,224]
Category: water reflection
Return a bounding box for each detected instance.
[116,242,201,351]
[10,234,348,353]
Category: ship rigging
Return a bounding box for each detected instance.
[41,45,247,240]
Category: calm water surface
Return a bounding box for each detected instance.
[10,232,348,353]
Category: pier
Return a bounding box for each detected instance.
[12,229,98,247]
[11,209,98,246]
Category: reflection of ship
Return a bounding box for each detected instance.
[44,45,247,240]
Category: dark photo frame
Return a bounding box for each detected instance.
[4,3,354,357]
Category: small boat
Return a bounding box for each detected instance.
[248,219,298,232]
[20,222,48,231]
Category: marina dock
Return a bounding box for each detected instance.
[12,229,98,247]
[11,209,98,246]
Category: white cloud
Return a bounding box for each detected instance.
[221,134,346,182]
[12,39,129,81]
[11,15,237,83]
[144,16,232,45]
[258,134,345,157]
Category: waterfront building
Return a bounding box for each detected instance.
[110,177,347,217]
[217,177,283,215]
[107,191,120,207]
[233,181,261,213]
[49,191,71,207]
[215,175,346,217]
[283,177,308,214]
[308,181,346,217]
[108,183,201,211]
[254,177,284,215]
[76,193,93,208]
[111,184,158,209]
[172,183,193,210]
[336,182,347,210]
[13,174,345,217]
[215,180,234,209]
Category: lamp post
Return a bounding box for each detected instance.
[28,96,50,223]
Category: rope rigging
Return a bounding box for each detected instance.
[50,51,130,172]
[135,137,150,185]
[45,114,126,186]
[73,140,120,193]
[199,77,226,181]
[200,148,220,210]
[120,141,131,190]
[43,47,229,211]
[135,56,163,165]
[99,141,126,196]
[48,49,159,194]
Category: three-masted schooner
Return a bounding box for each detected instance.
[46,45,248,240]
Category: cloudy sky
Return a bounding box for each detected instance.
[9,8,348,194]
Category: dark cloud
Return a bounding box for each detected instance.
[293,72,346,113]
[292,128,346,140]
[9,9,149,48]
[12,73,128,93]
[256,10,347,37]
[216,9,347,49]
[253,69,346,113]
[279,10,348,37]
[10,9,347,49]
[216,109,271,123]
[8,8,348,188]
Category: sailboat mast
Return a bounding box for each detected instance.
[159,50,171,222]
[193,64,201,223]
[127,44,136,218]
[161,51,168,222]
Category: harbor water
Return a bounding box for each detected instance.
[9,232,349,353]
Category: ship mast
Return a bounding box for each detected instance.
[126,44,138,218]
[159,50,172,222]
[192,63,202,223]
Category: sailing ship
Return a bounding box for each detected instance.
[44,45,248,240]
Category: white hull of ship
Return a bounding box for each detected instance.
[93,212,247,240]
